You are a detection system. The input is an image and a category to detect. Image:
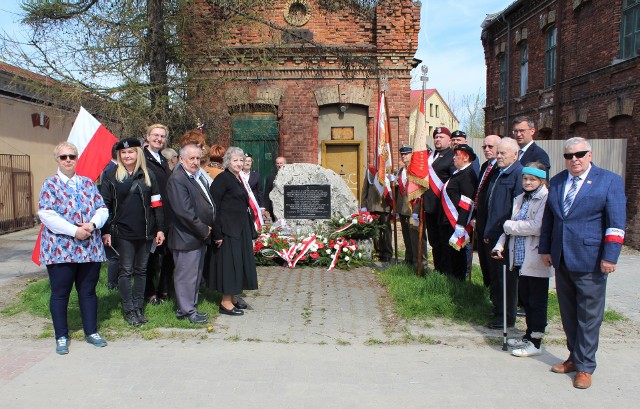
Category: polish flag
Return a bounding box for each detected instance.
[406,91,430,203]
[31,107,118,265]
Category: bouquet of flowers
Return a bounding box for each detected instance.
[326,210,381,240]
[253,228,369,270]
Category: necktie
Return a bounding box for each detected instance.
[563,176,580,215]
[518,149,524,160]
[474,162,494,208]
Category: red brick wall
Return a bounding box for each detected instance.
[482,0,640,247]
[184,0,420,168]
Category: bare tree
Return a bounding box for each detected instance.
[446,90,486,139]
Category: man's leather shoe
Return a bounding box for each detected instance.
[219,304,244,316]
[573,371,592,389]
[177,313,208,324]
[551,359,576,374]
[233,298,248,309]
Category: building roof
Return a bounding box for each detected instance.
[480,0,522,29]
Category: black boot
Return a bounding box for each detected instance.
[124,310,142,326]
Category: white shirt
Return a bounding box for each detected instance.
[519,141,534,159]
[563,164,592,201]
[38,169,109,236]
[148,149,162,164]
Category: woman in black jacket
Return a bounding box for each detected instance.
[208,147,258,316]
[100,138,165,326]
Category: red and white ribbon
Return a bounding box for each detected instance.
[441,180,473,250]
[327,238,357,271]
[427,151,444,198]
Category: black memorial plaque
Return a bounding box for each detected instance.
[284,185,331,219]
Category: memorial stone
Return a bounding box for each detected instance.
[270,163,358,233]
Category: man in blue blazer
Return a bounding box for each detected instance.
[483,137,523,329]
[540,137,626,389]
[512,116,550,173]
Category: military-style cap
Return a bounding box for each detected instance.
[453,143,477,161]
[451,130,467,139]
[115,137,142,150]
[433,127,451,137]
[399,145,413,154]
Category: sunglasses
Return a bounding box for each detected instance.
[481,145,494,149]
[563,150,590,160]
[58,154,77,160]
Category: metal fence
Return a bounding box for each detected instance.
[0,154,34,234]
[467,139,627,182]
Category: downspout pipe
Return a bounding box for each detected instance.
[553,0,564,139]
[501,14,512,131]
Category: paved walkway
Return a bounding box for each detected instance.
[0,227,639,408]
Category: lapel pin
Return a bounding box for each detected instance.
[587,180,592,184]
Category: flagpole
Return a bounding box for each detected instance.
[415,65,429,277]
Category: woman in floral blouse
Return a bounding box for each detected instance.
[38,142,109,355]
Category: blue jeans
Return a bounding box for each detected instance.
[114,237,151,313]
[46,262,101,339]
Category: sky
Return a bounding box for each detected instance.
[414,0,514,97]
[0,0,514,98]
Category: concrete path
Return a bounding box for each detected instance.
[0,227,639,408]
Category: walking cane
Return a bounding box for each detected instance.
[392,184,398,265]
[468,224,475,283]
[502,263,508,351]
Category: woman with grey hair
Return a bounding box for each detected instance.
[207,146,258,316]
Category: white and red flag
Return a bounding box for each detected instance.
[406,90,430,203]
[374,90,394,206]
[31,107,118,265]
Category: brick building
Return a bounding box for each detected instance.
[182,0,420,199]
[481,0,640,247]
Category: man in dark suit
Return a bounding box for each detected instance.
[512,115,550,172]
[143,124,174,304]
[483,137,523,329]
[166,143,215,324]
[473,134,501,288]
[264,156,286,222]
[423,127,456,273]
[540,137,626,389]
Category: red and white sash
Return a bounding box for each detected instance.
[441,179,474,250]
[239,173,264,231]
[397,168,407,197]
[428,151,444,198]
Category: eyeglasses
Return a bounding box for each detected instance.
[481,145,494,149]
[512,128,532,134]
[58,154,77,160]
[563,150,590,160]
[150,133,166,138]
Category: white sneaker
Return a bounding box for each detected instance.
[511,341,541,357]
[507,338,526,348]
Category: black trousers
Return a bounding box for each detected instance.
[488,243,518,325]
[475,231,492,287]
[441,223,467,280]
[425,210,447,273]
[115,237,152,313]
[519,274,550,347]
[373,212,393,262]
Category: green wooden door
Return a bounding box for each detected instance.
[231,114,279,189]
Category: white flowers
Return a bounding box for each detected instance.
[344,256,350,261]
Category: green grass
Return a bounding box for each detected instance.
[378,263,626,325]
[2,265,223,337]
[379,263,494,325]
